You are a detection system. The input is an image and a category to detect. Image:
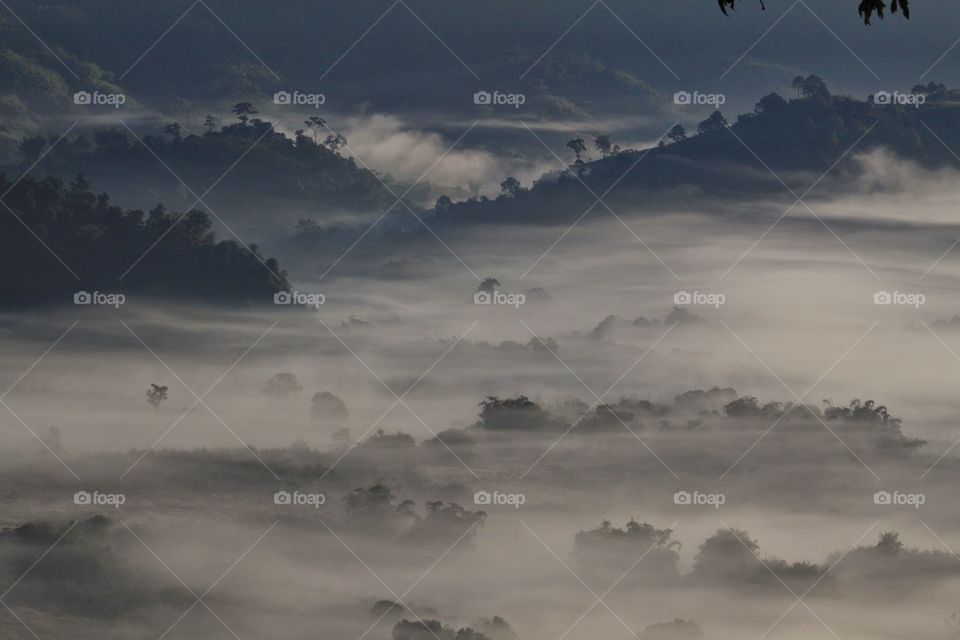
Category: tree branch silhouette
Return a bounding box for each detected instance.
[717,0,910,24]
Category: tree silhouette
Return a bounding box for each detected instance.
[697,110,729,135]
[305,116,327,143]
[594,135,613,158]
[718,0,910,24]
[163,123,182,141]
[500,176,522,198]
[667,124,688,144]
[146,384,169,411]
[478,277,501,295]
[566,138,587,162]
[791,76,804,100]
[323,133,347,154]
[232,102,257,126]
[203,114,219,134]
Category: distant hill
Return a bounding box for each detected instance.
[0,173,290,306]
[4,110,395,224]
[431,78,960,225]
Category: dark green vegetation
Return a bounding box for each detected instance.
[0,173,289,306]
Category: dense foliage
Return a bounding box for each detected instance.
[0,172,289,305]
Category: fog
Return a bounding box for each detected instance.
[4,152,960,639]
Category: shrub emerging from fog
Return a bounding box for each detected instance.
[311,390,349,420]
[393,619,496,640]
[343,484,485,543]
[262,372,303,398]
[474,396,557,431]
[573,519,681,580]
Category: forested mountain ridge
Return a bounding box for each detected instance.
[432,78,960,224]
[0,173,290,306]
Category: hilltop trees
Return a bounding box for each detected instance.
[305,116,326,143]
[667,124,688,143]
[697,110,729,135]
[0,173,290,305]
[499,176,522,198]
[594,135,612,157]
[146,384,169,411]
[566,137,587,161]
[262,373,303,398]
[9,106,392,216]
[232,102,257,127]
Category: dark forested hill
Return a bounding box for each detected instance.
[0,173,290,306]
[4,109,395,224]
[431,78,960,225]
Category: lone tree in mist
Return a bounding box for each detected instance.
[262,372,303,398]
[499,176,522,198]
[566,137,587,162]
[594,135,613,157]
[717,0,910,25]
[478,277,501,295]
[232,102,257,127]
[304,116,326,143]
[146,384,169,411]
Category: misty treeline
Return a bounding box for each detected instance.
[1,509,954,628]
[572,519,940,591]
[431,77,960,226]
[11,105,392,210]
[421,389,925,456]
[0,172,289,305]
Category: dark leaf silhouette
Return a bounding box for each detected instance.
[719,0,911,23]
